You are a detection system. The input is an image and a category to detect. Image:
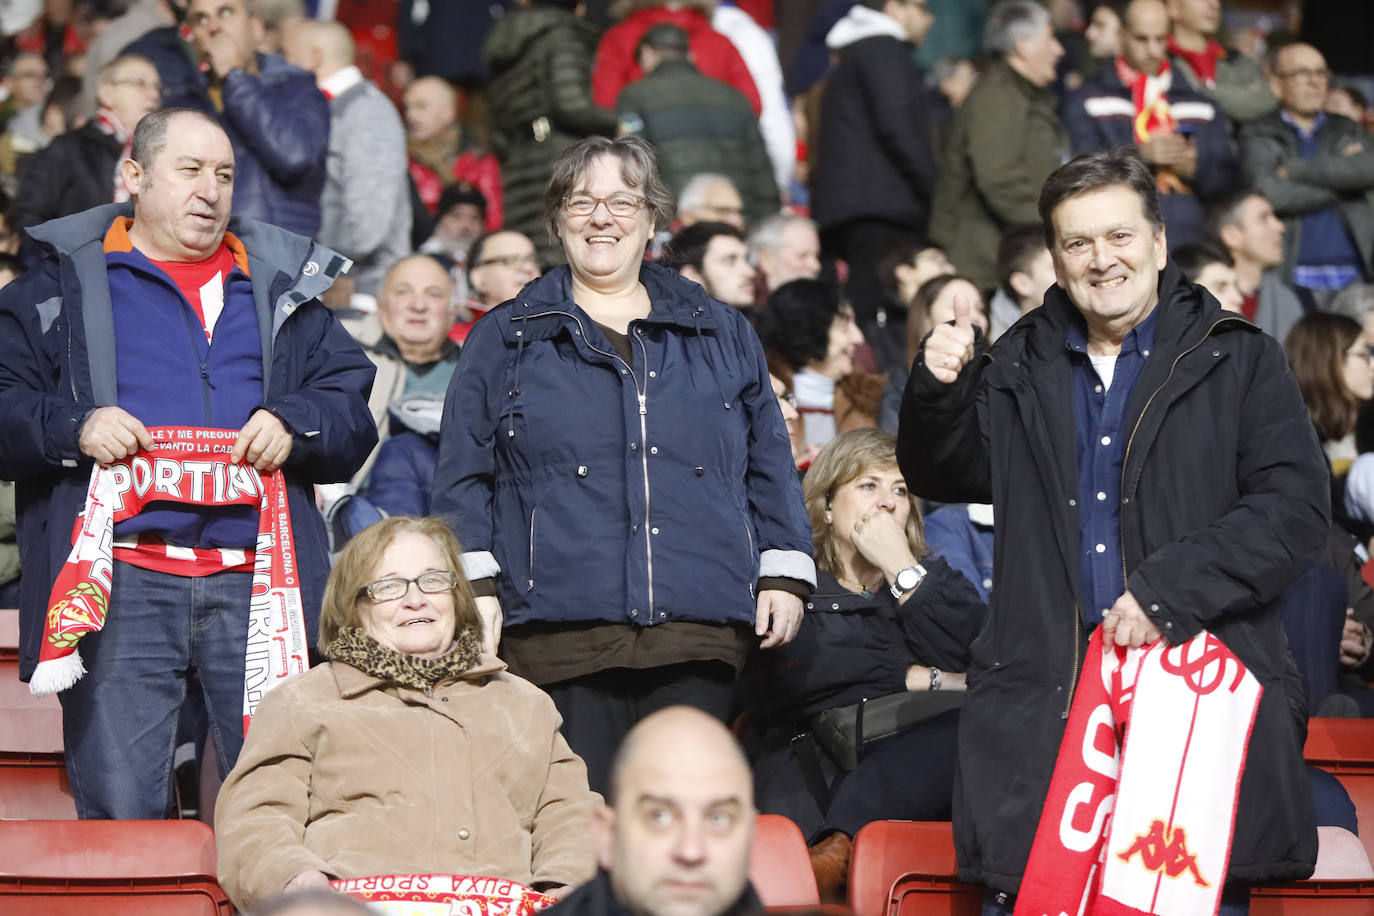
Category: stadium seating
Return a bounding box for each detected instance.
[847,820,979,916]
[752,812,822,907]
[1305,718,1374,864]
[0,818,232,913]
[0,607,76,818]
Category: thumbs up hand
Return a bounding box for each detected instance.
[922,291,978,384]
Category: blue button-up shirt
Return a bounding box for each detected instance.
[1068,309,1157,628]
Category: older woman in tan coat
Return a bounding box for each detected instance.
[214,516,599,912]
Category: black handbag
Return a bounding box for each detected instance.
[809,689,964,770]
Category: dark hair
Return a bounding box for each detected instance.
[906,273,981,365]
[43,75,84,134]
[1330,82,1369,115]
[531,0,581,10]
[996,223,1047,297]
[1038,147,1163,250]
[466,229,534,272]
[130,107,224,169]
[1171,241,1234,283]
[0,252,25,279]
[542,135,676,249]
[1205,186,1266,240]
[876,233,939,301]
[661,221,744,273]
[756,278,844,371]
[1285,312,1365,443]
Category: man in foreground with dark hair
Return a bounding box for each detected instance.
[0,107,375,819]
[900,146,1325,911]
[546,705,762,916]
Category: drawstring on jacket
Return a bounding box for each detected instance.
[693,306,731,410]
[504,301,530,439]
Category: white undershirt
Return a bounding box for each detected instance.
[1089,353,1118,391]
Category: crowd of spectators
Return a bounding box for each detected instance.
[2,0,1374,912]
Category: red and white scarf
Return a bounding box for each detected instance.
[94,107,133,202]
[32,427,309,733]
[1015,628,1261,916]
[331,874,554,915]
[1115,57,1187,195]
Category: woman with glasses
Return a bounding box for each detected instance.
[1285,312,1374,473]
[432,134,814,793]
[215,516,599,912]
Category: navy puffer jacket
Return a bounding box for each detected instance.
[432,262,814,628]
[164,54,329,238]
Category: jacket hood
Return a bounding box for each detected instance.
[387,393,445,438]
[483,6,594,70]
[826,5,909,50]
[27,203,349,307]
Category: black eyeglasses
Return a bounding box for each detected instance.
[358,570,457,602]
[476,253,539,269]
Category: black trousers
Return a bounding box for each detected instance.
[821,217,920,328]
[543,661,736,795]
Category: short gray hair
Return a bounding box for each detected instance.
[747,213,816,262]
[983,0,1051,58]
[1330,284,1374,326]
[542,135,676,249]
[678,172,736,213]
[130,107,224,169]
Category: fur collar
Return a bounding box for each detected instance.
[326,626,482,689]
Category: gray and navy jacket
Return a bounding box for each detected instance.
[0,202,378,679]
[432,262,815,629]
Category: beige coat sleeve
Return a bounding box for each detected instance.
[214,681,336,911]
[527,694,602,889]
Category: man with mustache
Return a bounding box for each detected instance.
[0,107,376,819]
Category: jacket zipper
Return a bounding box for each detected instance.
[527,506,538,592]
[512,308,654,618]
[1117,318,1233,612]
[66,316,79,402]
[1065,606,1080,718]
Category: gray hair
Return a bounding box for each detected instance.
[678,172,737,213]
[983,0,1051,58]
[130,107,225,169]
[747,213,817,263]
[542,135,676,249]
[1329,284,1374,326]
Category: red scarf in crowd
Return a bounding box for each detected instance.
[1167,36,1224,87]
[94,107,134,202]
[1015,629,1260,916]
[32,427,309,733]
[331,874,554,914]
[1115,57,1187,195]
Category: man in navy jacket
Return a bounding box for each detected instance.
[0,108,375,818]
[168,0,329,238]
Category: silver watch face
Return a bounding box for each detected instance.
[896,565,925,591]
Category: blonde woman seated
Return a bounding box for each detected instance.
[215,517,599,912]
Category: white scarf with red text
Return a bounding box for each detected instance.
[31,426,309,732]
[331,874,555,915]
[1014,628,1260,916]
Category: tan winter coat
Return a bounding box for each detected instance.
[214,655,600,911]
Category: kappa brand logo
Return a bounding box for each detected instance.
[1159,633,1246,696]
[303,260,319,277]
[1117,819,1209,887]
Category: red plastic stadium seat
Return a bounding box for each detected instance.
[1305,718,1374,865]
[752,813,821,907]
[0,654,75,819]
[1251,879,1374,913]
[0,608,18,660]
[848,821,980,916]
[0,819,231,914]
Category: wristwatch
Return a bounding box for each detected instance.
[890,564,927,598]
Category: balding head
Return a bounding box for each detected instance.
[1121,0,1170,75]
[282,18,354,80]
[593,707,755,916]
[404,76,458,143]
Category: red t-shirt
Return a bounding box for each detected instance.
[151,244,237,342]
[1239,291,1259,322]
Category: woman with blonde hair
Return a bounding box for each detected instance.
[215,516,598,912]
[740,428,986,898]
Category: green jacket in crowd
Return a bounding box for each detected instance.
[929,60,1066,292]
[483,6,618,265]
[616,58,779,227]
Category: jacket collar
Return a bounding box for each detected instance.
[505,261,720,341]
[560,869,763,916]
[331,652,508,699]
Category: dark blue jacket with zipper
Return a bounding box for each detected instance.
[0,202,377,679]
[431,262,814,628]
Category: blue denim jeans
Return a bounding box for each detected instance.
[56,560,252,818]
